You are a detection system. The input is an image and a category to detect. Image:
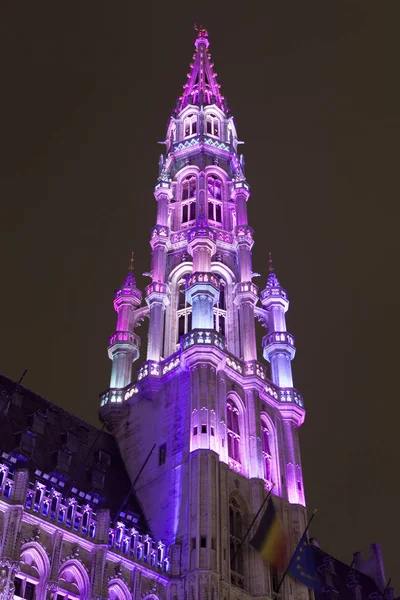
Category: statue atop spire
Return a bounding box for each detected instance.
[124,251,136,287]
[267,252,280,288]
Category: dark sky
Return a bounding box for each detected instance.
[1,0,399,588]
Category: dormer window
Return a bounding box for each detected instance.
[206,113,220,137]
[184,113,197,137]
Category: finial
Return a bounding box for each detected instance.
[194,23,208,38]
[268,252,274,274]
[129,251,134,273]
[194,24,209,49]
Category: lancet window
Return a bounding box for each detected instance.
[183,113,197,137]
[213,279,226,336]
[261,418,272,483]
[229,497,245,586]
[181,176,196,225]
[227,399,241,465]
[206,113,220,137]
[176,279,192,343]
[207,175,222,224]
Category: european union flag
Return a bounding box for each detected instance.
[288,533,321,592]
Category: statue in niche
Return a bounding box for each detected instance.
[0,568,14,600]
[158,154,165,175]
[239,154,245,175]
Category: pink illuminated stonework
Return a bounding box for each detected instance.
[98,26,308,600]
[0,27,390,600]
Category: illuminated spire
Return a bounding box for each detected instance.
[124,251,136,287]
[267,252,280,288]
[177,26,227,113]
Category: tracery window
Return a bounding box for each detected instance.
[227,399,241,465]
[183,113,197,137]
[229,497,245,586]
[14,544,51,600]
[181,176,196,225]
[13,575,38,600]
[206,113,220,137]
[57,562,89,600]
[176,279,192,343]
[207,175,222,224]
[213,279,226,336]
[261,419,272,483]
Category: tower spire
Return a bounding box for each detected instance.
[177,27,226,113]
[128,251,134,272]
[268,251,274,273]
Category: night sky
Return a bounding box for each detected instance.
[1,0,399,588]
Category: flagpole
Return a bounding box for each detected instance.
[230,484,275,568]
[275,509,318,594]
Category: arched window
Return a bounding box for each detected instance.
[181,176,196,225]
[227,399,241,467]
[206,113,220,137]
[213,279,226,336]
[261,419,272,483]
[207,175,222,224]
[177,279,192,344]
[183,113,197,137]
[229,496,246,588]
[57,561,90,600]
[108,579,132,600]
[14,543,50,600]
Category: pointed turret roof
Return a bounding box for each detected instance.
[177,27,227,113]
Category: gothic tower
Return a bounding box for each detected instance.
[100,28,307,600]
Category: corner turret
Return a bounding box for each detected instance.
[108,254,142,389]
[261,254,296,387]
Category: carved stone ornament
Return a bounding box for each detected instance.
[0,566,15,600]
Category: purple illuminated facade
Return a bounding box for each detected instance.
[100,27,306,597]
[0,27,393,600]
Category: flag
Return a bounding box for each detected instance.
[288,532,321,592]
[249,499,287,569]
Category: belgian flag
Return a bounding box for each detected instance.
[249,499,287,569]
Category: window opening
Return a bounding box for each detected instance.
[176,279,192,344]
[227,400,241,465]
[184,113,198,137]
[206,113,220,137]
[181,175,197,225]
[261,420,272,483]
[159,443,167,466]
[230,498,245,577]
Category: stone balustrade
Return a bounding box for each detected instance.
[263,331,295,347]
[186,272,220,290]
[0,463,170,574]
[244,360,271,380]
[99,388,124,406]
[100,337,304,410]
[236,281,258,297]
[260,286,288,302]
[145,282,169,297]
[108,331,141,347]
[181,329,226,351]
[150,225,169,239]
[137,361,161,380]
[228,457,242,474]
[115,287,142,301]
